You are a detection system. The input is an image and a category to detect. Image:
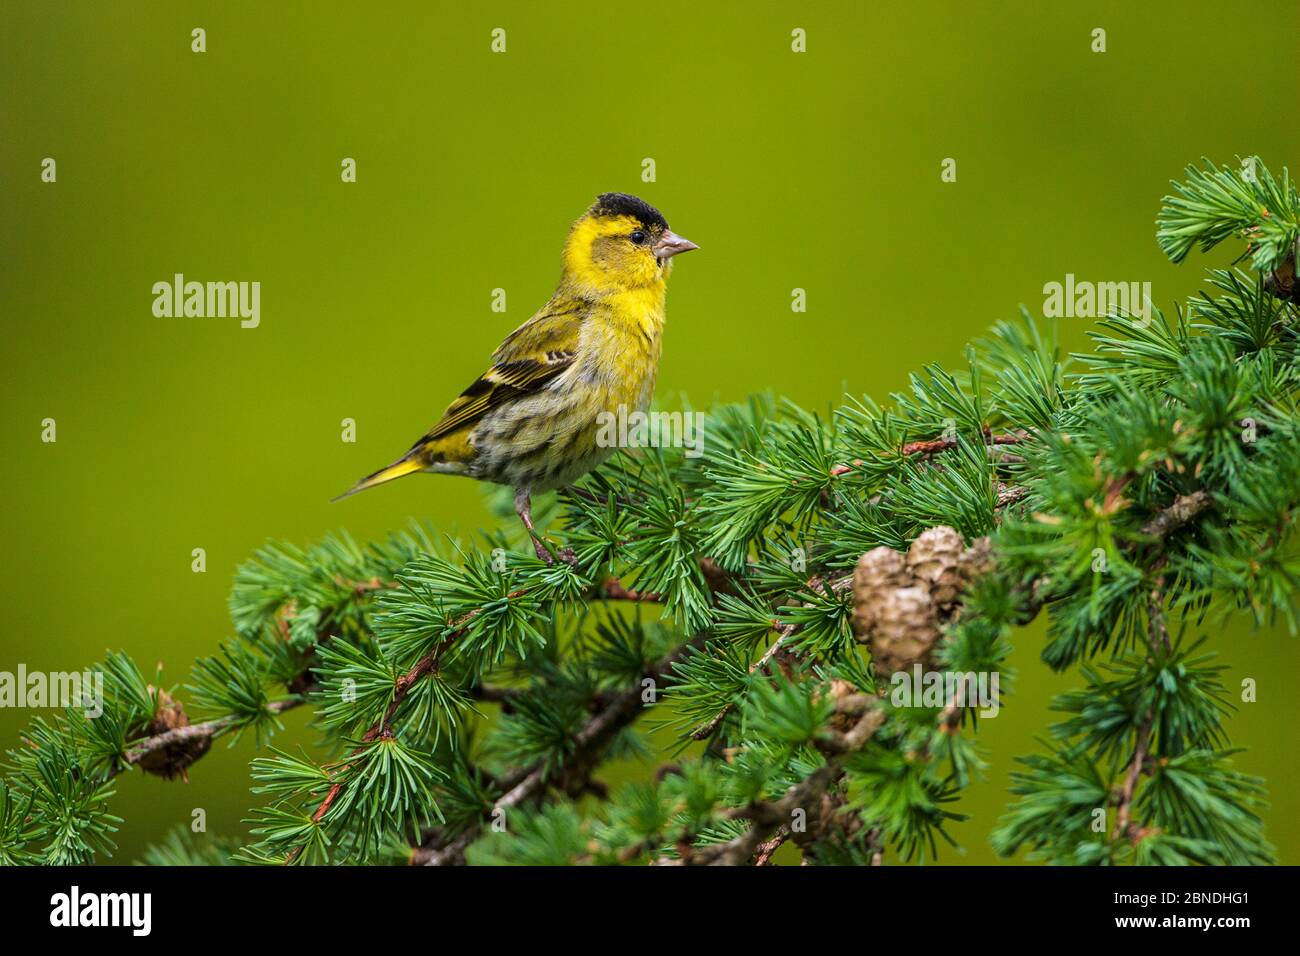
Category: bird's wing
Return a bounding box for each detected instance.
[414,300,586,449]
[491,298,587,364]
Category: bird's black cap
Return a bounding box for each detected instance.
[592,192,668,231]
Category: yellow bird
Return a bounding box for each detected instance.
[336,193,698,562]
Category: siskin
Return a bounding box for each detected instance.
[336,193,698,562]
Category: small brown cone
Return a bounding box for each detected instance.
[869,585,940,675]
[136,688,210,781]
[853,531,996,678]
[907,526,966,609]
[852,546,909,641]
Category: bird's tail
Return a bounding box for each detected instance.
[332,454,425,502]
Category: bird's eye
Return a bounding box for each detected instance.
[629,230,647,245]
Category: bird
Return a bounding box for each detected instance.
[335,192,698,563]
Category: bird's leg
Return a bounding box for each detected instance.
[514,488,578,567]
[514,488,554,565]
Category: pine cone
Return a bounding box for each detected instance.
[853,532,995,676]
[851,546,909,641]
[907,526,966,609]
[136,688,210,781]
[869,585,939,675]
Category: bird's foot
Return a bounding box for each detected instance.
[531,535,556,565]
[530,538,578,568]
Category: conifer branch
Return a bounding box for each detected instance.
[294,589,529,854]
[689,574,849,741]
[688,622,796,741]
[118,697,304,778]
[414,640,699,865]
[753,828,790,865]
[681,705,886,866]
[1112,712,1153,842]
[900,430,1029,458]
[1140,489,1212,538]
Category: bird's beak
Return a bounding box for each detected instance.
[653,230,699,259]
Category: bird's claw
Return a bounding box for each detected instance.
[530,537,578,568]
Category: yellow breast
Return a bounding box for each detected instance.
[585,286,666,411]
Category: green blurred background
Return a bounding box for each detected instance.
[2,0,1297,864]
